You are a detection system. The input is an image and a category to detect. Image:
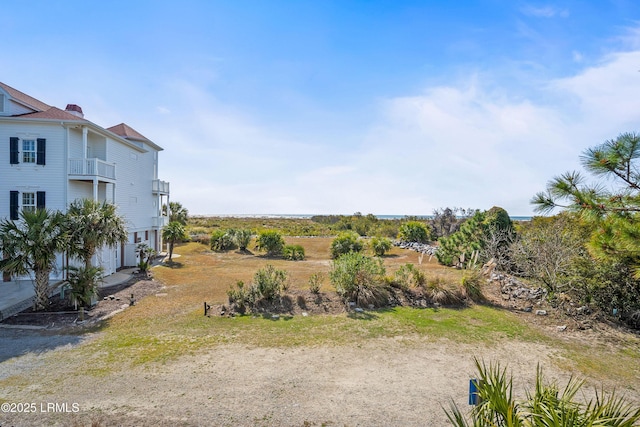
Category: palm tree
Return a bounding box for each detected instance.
[0,209,68,310]
[163,221,186,260]
[66,199,128,270]
[163,201,189,225]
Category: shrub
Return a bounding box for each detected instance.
[233,228,253,251]
[426,276,464,305]
[393,263,427,289]
[461,270,484,302]
[210,229,237,252]
[445,358,640,426]
[227,280,258,313]
[66,265,104,308]
[394,264,415,289]
[370,236,392,256]
[255,230,285,257]
[283,244,305,261]
[308,272,324,294]
[330,252,388,307]
[398,221,431,243]
[254,264,288,301]
[330,231,363,259]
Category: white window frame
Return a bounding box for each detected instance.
[22,139,36,164]
[22,192,35,213]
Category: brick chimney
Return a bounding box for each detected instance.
[65,104,84,118]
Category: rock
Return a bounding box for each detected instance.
[536,310,548,316]
[523,306,533,313]
[349,302,356,307]
[576,306,590,315]
[302,312,308,317]
[272,314,280,320]
[557,325,567,332]
[354,307,364,313]
[368,304,375,310]
[108,295,115,300]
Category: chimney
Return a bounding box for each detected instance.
[65,104,84,118]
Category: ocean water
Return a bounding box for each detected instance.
[197,213,533,221]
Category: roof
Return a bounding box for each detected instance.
[0,82,51,112]
[16,107,87,122]
[0,82,163,151]
[106,123,152,143]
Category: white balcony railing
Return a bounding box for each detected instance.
[69,158,116,180]
[152,179,170,194]
[153,216,169,228]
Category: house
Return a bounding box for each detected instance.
[0,82,170,280]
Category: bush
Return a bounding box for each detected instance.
[308,272,324,294]
[445,358,640,426]
[255,230,285,256]
[254,264,288,301]
[227,280,259,314]
[330,252,388,307]
[461,270,484,302]
[370,236,392,256]
[283,244,305,261]
[393,263,426,289]
[330,231,363,259]
[231,228,253,251]
[426,276,464,305]
[398,221,431,243]
[210,229,237,252]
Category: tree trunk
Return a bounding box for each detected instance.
[33,268,50,311]
[169,241,174,260]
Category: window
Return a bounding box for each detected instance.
[9,137,45,165]
[10,191,45,219]
[22,192,35,212]
[22,140,36,163]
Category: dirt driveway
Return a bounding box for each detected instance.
[0,327,578,427]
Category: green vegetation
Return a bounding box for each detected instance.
[437,206,513,268]
[233,228,253,251]
[370,236,392,256]
[67,265,104,307]
[255,230,286,256]
[283,244,305,260]
[163,221,188,260]
[66,198,128,270]
[445,359,640,426]
[254,264,288,300]
[308,272,324,294]
[330,252,388,307]
[397,220,431,243]
[210,229,237,252]
[330,231,364,258]
[0,209,68,310]
[164,201,189,225]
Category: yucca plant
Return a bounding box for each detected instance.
[444,358,640,426]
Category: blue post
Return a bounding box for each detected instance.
[469,378,480,405]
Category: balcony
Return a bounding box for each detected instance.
[68,158,116,181]
[153,216,169,228]
[152,179,170,195]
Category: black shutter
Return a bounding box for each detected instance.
[36,191,46,210]
[36,138,46,165]
[10,137,19,164]
[10,191,19,220]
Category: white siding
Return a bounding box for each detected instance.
[0,121,67,216]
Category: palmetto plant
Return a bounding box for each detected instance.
[445,358,640,426]
[66,199,128,270]
[66,265,104,308]
[0,209,68,310]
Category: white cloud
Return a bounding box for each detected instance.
[521,5,569,18]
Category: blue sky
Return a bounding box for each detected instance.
[3,1,640,216]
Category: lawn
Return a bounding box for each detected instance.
[1,236,639,426]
